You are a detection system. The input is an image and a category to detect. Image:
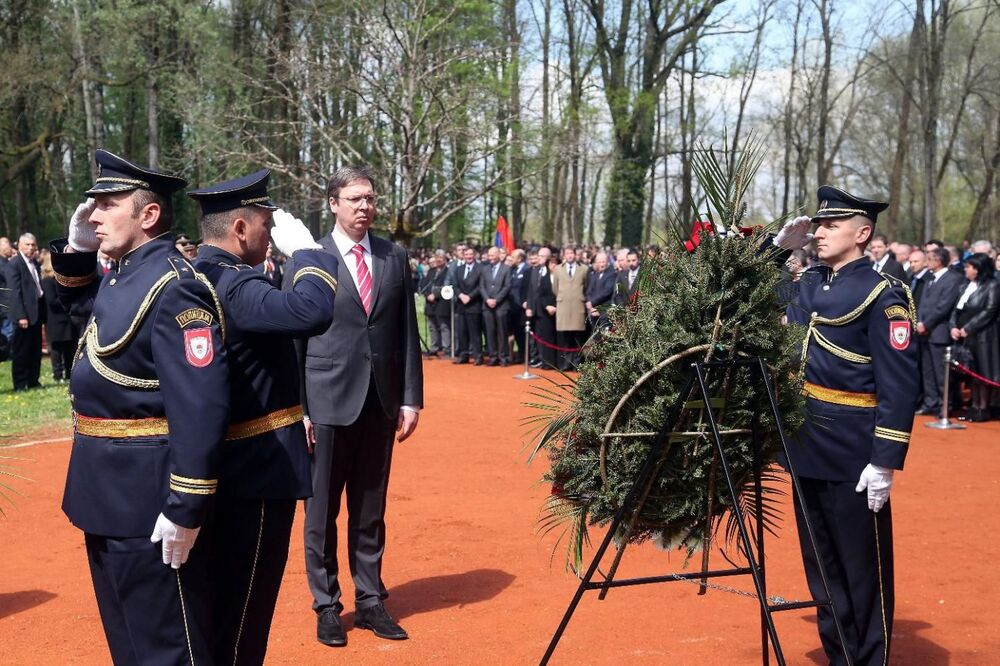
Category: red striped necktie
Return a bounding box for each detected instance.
[352,244,373,314]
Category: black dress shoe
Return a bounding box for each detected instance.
[453,357,469,365]
[487,358,500,367]
[529,361,543,369]
[500,359,510,367]
[473,357,484,366]
[355,604,408,640]
[317,609,347,646]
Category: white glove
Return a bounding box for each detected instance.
[68,198,100,252]
[150,512,201,569]
[855,464,894,513]
[772,215,814,251]
[270,208,321,256]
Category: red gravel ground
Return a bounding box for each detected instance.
[1,360,999,664]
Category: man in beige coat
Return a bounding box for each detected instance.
[550,245,589,370]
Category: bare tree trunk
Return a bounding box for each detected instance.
[541,0,553,242]
[781,0,803,216]
[919,0,950,241]
[886,5,923,236]
[966,107,1000,241]
[814,0,832,187]
[505,0,525,243]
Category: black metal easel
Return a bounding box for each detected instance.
[539,357,852,665]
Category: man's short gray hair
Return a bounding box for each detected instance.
[18,232,36,244]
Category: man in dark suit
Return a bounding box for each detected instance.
[7,232,46,390]
[614,249,640,306]
[526,246,557,369]
[585,251,615,326]
[907,250,930,308]
[453,246,484,365]
[868,234,907,281]
[480,246,512,366]
[418,251,450,357]
[915,246,964,415]
[507,249,530,363]
[291,165,423,647]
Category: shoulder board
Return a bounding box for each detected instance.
[879,272,904,287]
[167,256,197,279]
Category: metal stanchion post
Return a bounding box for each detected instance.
[927,346,966,430]
[450,299,456,360]
[513,320,539,380]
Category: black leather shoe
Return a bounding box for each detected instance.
[529,361,543,369]
[500,359,510,367]
[474,357,484,366]
[453,357,469,365]
[317,609,347,646]
[487,358,500,366]
[355,604,408,640]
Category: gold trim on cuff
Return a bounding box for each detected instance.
[874,426,911,444]
[55,272,96,288]
[293,266,338,293]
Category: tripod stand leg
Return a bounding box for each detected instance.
[755,359,853,665]
[694,362,786,666]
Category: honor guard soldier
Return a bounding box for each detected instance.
[187,171,339,665]
[774,186,919,665]
[51,150,229,664]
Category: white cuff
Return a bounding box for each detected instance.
[401,405,421,414]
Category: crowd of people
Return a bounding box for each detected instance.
[396,235,1000,423]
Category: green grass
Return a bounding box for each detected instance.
[0,357,73,442]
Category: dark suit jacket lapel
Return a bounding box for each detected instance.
[321,232,365,314]
[369,235,388,314]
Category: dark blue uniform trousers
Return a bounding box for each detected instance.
[305,383,396,614]
[793,478,894,666]
[208,497,296,666]
[85,533,213,665]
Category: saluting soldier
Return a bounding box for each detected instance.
[774,186,919,665]
[51,150,229,664]
[186,171,340,665]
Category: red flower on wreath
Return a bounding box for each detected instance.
[683,220,715,253]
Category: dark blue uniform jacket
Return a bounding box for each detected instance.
[195,245,338,500]
[52,236,229,536]
[785,256,919,482]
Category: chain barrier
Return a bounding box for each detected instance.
[952,360,1000,389]
[529,331,583,353]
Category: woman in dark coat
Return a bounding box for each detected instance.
[949,253,1000,422]
[40,253,79,382]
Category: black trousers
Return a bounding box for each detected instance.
[455,310,483,360]
[483,306,510,361]
[557,329,586,370]
[11,319,42,389]
[305,384,396,614]
[532,312,557,368]
[50,339,75,380]
[209,497,296,666]
[793,478,894,666]
[509,307,526,362]
[85,532,213,666]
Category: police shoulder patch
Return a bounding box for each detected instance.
[176,308,214,328]
[884,305,909,320]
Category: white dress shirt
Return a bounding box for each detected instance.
[331,225,373,294]
[956,281,978,310]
